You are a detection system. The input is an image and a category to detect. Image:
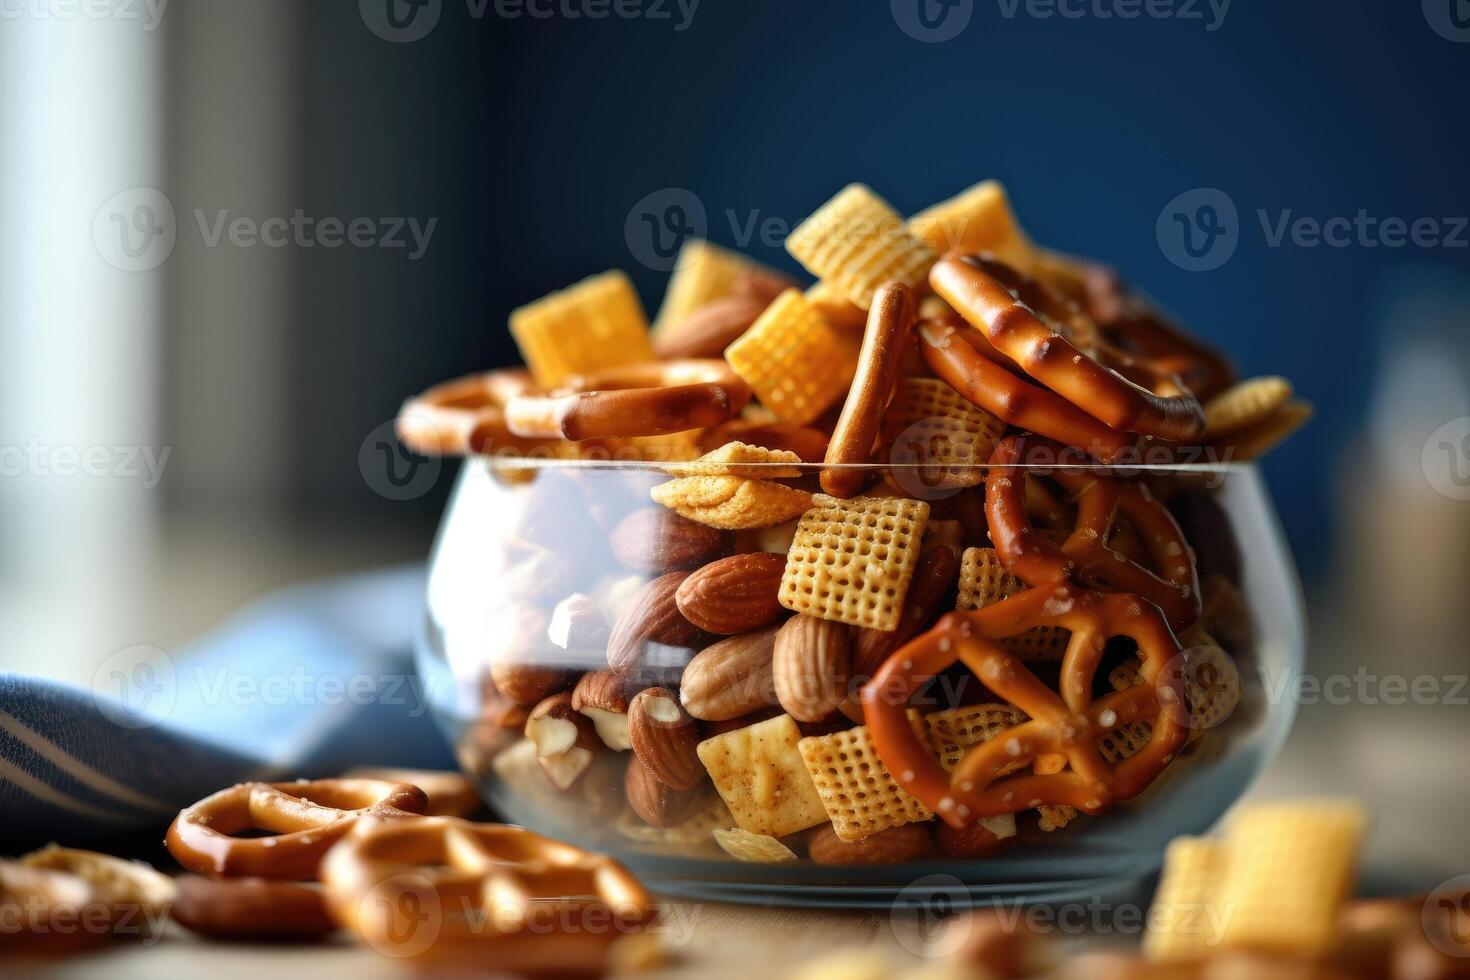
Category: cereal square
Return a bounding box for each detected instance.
[695,715,828,839]
[724,289,858,425]
[508,270,653,387]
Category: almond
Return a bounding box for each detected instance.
[524,692,599,759]
[571,670,638,751]
[623,757,703,828]
[853,542,960,677]
[679,627,780,721]
[502,540,582,603]
[627,687,704,790]
[807,823,933,865]
[674,552,787,634]
[609,508,730,574]
[488,606,573,706]
[935,813,1017,859]
[546,593,610,661]
[730,266,797,305]
[772,615,851,722]
[606,572,708,684]
[653,294,769,361]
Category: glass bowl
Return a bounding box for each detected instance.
[416,457,1302,908]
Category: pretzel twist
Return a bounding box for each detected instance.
[931,255,1205,441]
[862,586,1188,827]
[321,816,655,969]
[918,316,1134,461]
[985,435,1201,629]
[505,358,751,441]
[821,282,916,497]
[166,779,428,880]
[397,369,543,456]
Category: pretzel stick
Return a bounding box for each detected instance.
[822,282,917,497]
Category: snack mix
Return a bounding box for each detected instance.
[399,179,1303,864]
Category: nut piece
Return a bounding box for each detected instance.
[610,508,731,574]
[606,571,707,683]
[489,606,572,707]
[571,670,637,751]
[624,757,703,828]
[525,692,599,759]
[653,294,770,361]
[679,626,780,721]
[674,552,787,634]
[546,593,610,659]
[502,541,583,602]
[935,813,1017,859]
[628,687,704,790]
[772,615,851,722]
[807,823,933,866]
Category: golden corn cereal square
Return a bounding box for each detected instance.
[1145,837,1227,962]
[797,724,933,842]
[1203,376,1293,439]
[508,270,654,387]
[922,703,1027,771]
[725,289,858,425]
[654,239,778,332]
[696,715,828,839]
[1215,800,1368,955]
[786,184,938,309]
[908,180,1035,271]
[1098,720,1154,763]
[881,379,1006,489]
[779,494,931,632]
[804,281,867,332]
[650,474,813,530]
[956,548,1069,661]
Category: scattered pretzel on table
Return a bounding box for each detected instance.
[165,778,428,880]
[504,358,751,441]
[321,816,655,974]
[931,254,1206,442]
[862,586,1189,826]
[821,281,917,497]
[985,435,1202,630]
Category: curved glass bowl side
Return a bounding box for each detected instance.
[415,459,1306,907]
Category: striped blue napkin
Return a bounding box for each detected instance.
[0,565,457,848]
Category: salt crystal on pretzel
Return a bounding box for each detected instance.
[508,270,654,387]
[786,184,938,309]
[725,289,859,425]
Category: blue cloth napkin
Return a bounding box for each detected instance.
[0,564,456,847]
